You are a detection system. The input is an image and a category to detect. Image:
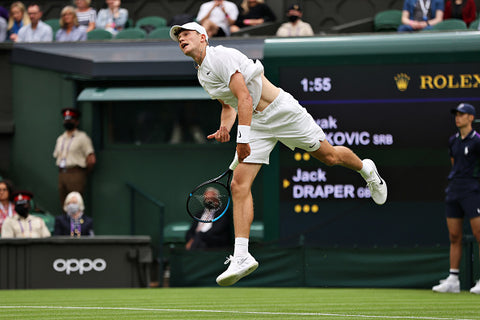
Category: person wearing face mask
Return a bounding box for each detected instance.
[0,179,16,232]
[54,191,93,237]
[53,108,96,210]
[276,4,314,37]
[1,191,50,238]
[185,187,232,250]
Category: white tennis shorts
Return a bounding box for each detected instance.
[238,89,326,165]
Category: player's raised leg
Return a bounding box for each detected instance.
[216,162,261,286]
[310,139,387,205]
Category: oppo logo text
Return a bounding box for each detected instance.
[53,258,107,275]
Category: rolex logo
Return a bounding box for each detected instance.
[394,73,410,91]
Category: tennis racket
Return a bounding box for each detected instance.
[186,159,239,223]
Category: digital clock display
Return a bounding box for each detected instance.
[300,77,332,92]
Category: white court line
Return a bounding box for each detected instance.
[0,305,476,320]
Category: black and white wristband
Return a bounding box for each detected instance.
[237,125,250,143]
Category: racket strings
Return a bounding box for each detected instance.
[187,183,230,222]
[193,194,224,209]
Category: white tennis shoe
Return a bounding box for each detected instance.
[363,159,388,205]
[470,280,480,294]
[432,276,460,293]
[216,253,258,286]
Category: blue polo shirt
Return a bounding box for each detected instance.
[402,0,445,19]
[446,130,480,197]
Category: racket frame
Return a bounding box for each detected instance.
[186,168,233,223]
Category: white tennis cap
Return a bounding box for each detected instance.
[170,22,209,43]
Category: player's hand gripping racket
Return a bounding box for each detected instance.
[186,159,239,223]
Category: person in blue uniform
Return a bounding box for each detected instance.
[433,103,480,294]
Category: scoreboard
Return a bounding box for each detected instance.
[271,60,480,246]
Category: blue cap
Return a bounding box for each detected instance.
[451,103,476,116]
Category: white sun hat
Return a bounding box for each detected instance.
[170,22,209,43]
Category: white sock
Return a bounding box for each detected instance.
[358,160,372,181]
[448,269,459,280]
[233,237,249,257]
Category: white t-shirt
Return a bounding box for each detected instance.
[17,20,53,42]
[276,20,314,37]
[196,0,239,36]
[197,45,264,110]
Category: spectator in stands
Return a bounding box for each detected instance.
[443,0,476,27]
[276,4,314,37]
[16,2,52,42]
[1,191,50,238]
[231,0,276,33]
[0,179,15,233]
[54,191,94,237]
[56,6,87,42]
[7,2,30,42]
[74,0,96,32]
[53,108,96,209]
[185,187,232,250]
[0,5,8,21]
[170,102,207,144]
[397,0,444,32]
[197,0,239,38]
[0,16,6,42]
[0,5,7,41]
[96,0,128,35]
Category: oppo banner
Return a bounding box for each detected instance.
[0,237,152,289]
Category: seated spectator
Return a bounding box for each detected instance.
[197,0,239,38]
[7,1,30,42]
[0,16,6,42]
[1,191,50,238]
[0,5,8,21]
[56,6,87,42]
[0,179,15,232]
[169,102,207,144]
[54,191,94,237]
[444,0,476,27]
[276,4,314,37]
[231,0,276,33]
[185,187,232,250]
[96,0,128,35]
[397,0,444,32]
[74,0,96,32]
[16,2,52,42]
[0,5,7,41]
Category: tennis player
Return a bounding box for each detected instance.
[170,22,388,286]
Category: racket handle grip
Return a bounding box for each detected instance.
[229,158,239,171]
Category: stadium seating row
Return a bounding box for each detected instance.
[374,10,480,32]
[43,15,171,40]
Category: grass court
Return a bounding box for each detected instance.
[1,287,479,319]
